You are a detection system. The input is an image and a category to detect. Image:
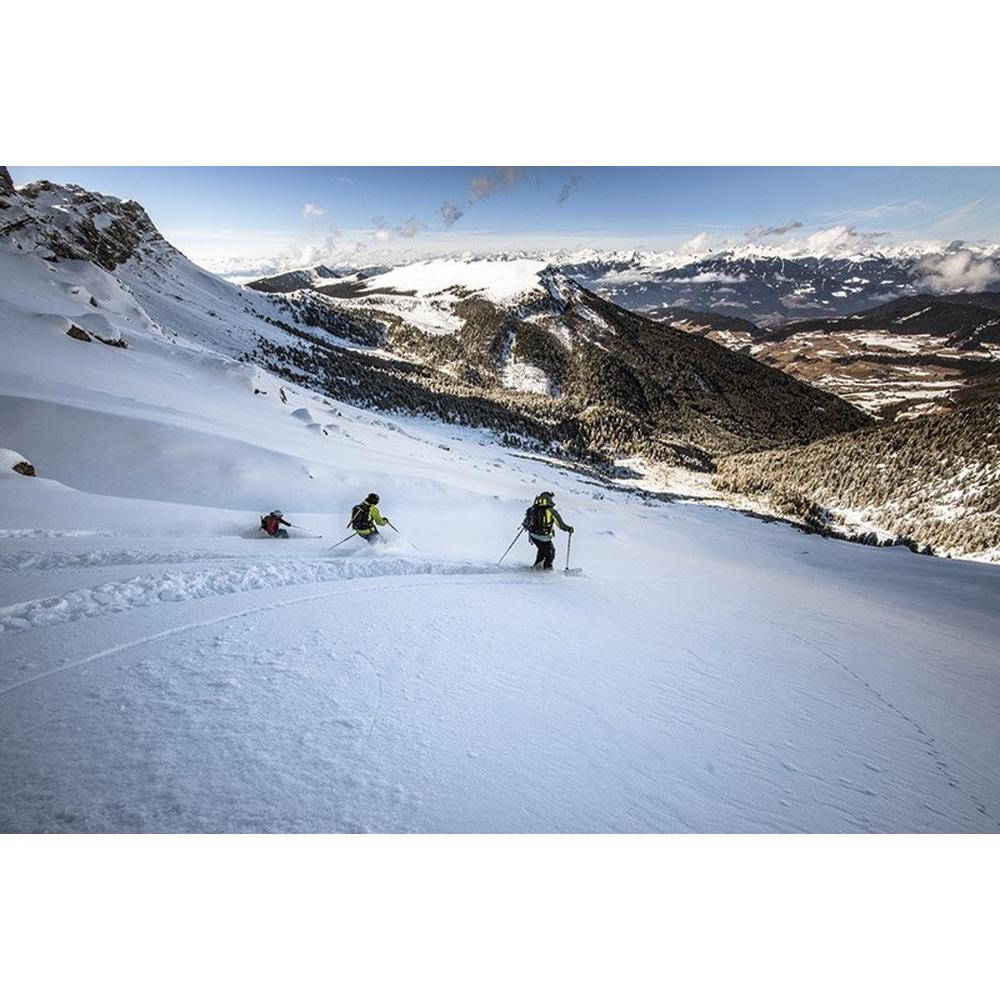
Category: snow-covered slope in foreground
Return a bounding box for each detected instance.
[2,259,999,833]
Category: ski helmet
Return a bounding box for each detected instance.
[536,491,554,505]
[366,493,379,504]
[273,510,283,517]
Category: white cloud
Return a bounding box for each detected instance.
[396,217,424,239]
[802,225,889,255]
[678,231,714,254]
[558,175,582,204]
[440,201,464,227]
[926,198,990,234]
[373,215,425,241]
[302,203,326,218]
[916,249,1000,293]
[746,220,802,238]
[468,167,525,204]
[667,271,746,284]
[818,199,928,224]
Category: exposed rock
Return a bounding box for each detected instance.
[0,176,172,272]
[95,335,128,348]
[1,448,35,476]
[66,324,93,342]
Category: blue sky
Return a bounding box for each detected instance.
[10,166,1000,267]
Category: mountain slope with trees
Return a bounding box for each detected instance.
[713,402,1000,558]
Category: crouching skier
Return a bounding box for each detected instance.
[260,510,292,538]
[350,492,389,544]
[523,491,573,570]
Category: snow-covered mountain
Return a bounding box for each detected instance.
[557,245,1000,327]
[224,237,1000,327]
[246,255,870,469]
[2,167,999,834]
[247,245,1000,422]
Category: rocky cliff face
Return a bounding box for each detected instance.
[0,172,169,271]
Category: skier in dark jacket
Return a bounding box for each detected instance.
[260,510,292,538]
[523,491,573,570]
[350,492,390,544]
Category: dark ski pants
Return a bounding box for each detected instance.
[360,529,380,545]
[531,538,556,569]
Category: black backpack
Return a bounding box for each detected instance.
[350,503,373,531]
[523,504,550,534]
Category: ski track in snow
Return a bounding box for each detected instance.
[0,548,236,573]
[0,557,509,637]
[769,618,1000,831]
[0,528,117,539]
[0,574,543,720]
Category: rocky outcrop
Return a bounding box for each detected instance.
[0,166,14,201]
[65,323,128,348]
[1,448,36,476]
[0,173,172,272]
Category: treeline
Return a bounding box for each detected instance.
[713,402,1000,557]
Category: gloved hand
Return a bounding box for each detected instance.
[567,526,575,533]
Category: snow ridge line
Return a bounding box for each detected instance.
[0,558,507,634]
[0,549,237,573]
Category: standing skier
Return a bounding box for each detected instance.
[523,491,573,570]
[260,510,292,538]
[350,492,390,544]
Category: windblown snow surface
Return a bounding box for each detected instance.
[1,247,998,833]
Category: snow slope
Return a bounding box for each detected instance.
[2,246,999,832]
[361,257,550,301]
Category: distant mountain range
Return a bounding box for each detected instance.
[563,247,1000,327]
[222,241,1000,325]
[2,167,996,557]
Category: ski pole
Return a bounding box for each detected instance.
[565,531,572,572]
[330,532,358,549]
[386,521,421,553]
[498,526,524,565]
